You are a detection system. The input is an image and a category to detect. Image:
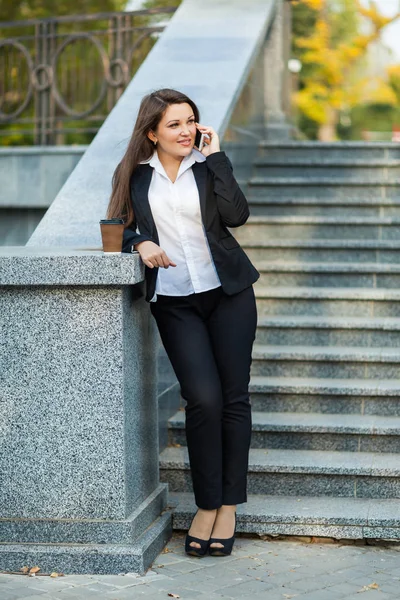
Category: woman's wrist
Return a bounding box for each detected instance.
[207,144,221,155]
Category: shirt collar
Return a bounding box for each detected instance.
[140,148,206,180]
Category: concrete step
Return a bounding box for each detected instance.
[248,178,397,200]
[258,141,400,161]
[255,315,400,347]
[159,446,400,498]
[236,216,400,242]
[169,492,400,539]
[255,286,400,317]
[251,344,400,380]
[241,238,400,264]
[248,196,400,217]
[249,375,400,416]
[256,261,400,288]
[167,410,400,453]
[255,158,400,167]
[253,162,400,181]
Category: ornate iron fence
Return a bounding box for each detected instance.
[0,8,176,145]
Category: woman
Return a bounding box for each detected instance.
[107,88,259,557]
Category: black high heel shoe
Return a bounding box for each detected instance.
[208,512,236,557]
[185,511,212,557]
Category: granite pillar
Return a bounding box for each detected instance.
[264,0,292,139]
[0,248,172,574]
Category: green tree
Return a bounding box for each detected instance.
[142,0,182,9]
[292,0,400,140]
[0,0,126,22]
[388,64,400,104]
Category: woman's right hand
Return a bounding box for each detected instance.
[134,241,177,269]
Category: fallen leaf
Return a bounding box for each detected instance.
[50,572,59,578]
[161,547,173,554]
[29,566,41,574]
[358,582,379,592]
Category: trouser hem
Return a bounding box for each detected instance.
[195,496,247,510]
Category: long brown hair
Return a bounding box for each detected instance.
[107,88,200,227]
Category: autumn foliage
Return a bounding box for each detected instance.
[293,0,400,140]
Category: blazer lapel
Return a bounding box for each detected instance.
[192,161,208,224]
[131,164,158,240]
[131,159,208,240]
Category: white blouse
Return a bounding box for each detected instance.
[140,149,221,302]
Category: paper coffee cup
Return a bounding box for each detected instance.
[100,219,124,253]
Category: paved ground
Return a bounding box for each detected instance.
[1,533,400,600]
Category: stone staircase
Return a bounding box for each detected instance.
[159,141,400,540]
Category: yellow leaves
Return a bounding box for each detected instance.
[301,0,324,9]
[358,582,379,592]
[294,0,400,128]
[356,0,400,31]
[295,87,328,124]
[388,64,400,80]
[297,20,330,53]
[362,80,398,106]
[338,42,364,62]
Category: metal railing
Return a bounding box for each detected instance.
[0,8,177,145]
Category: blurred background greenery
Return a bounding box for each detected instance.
[0,0,399,143]
[291,0,400,141]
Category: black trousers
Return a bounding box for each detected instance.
[150,285,257,509]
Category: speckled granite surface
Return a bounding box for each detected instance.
[0,247,169,573]
[0,281,158,520]
[0,247,144,285]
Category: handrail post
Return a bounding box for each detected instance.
[263,0,292,139]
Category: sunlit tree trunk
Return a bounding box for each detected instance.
[318,108,338,141]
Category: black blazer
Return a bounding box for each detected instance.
[122,150,260,302]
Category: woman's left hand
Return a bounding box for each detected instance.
[195,123,220,156]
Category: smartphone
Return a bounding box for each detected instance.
[194,129,206,152]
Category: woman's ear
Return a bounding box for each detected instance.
[147,131,157,145]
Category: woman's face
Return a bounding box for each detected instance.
[150,102,197,159]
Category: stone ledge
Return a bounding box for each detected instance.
[241,239,400,247]
[170,492,400,538]
[252,344,400,362]
[249,375,400,396]
[254,158,400,166]
[248,215,400,223]
[256,316,400,329]
[168,410,400,436]
[259,141,400,148]
[161,446,400,478]
[0,146,88,155]
[249,177,400,186]
[255,286,400,300]
[0,247,144,286]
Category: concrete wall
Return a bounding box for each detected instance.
[0,147,86,245]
